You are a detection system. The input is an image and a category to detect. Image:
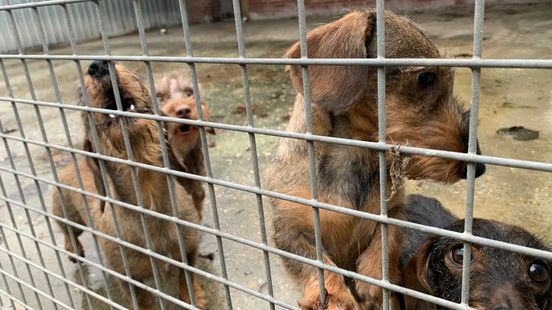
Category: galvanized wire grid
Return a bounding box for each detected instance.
[0,0,551,310]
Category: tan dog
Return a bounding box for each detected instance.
[265,11,485,310]
[155,74,214,221]
[51,62,206,309]
[161,96,214,220]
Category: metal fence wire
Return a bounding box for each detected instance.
[0,0,551,309]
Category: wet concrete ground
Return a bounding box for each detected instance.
[0,3,551,309]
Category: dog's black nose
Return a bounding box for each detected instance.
[474,162,486,178]
[474,142,486,177]
[88,61,109,78]
[460,142,486,179]
[176,108,192,118]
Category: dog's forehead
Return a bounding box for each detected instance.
[381,12,440,59]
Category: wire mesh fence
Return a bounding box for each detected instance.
[0,0,551,309]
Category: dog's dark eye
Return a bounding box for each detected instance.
[450,244,472,265]
[184,87,194,97]
[529,261,549,283]
[417,72,437,89]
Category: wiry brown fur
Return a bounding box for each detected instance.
[265,10,485,310]
[51,62,206,309]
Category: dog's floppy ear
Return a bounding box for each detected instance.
[83,139,107,213]
[403,239,435,309]
[285,11,376,114]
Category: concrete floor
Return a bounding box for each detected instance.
[0,2,551,309]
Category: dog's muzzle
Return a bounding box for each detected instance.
[176,108,193,134]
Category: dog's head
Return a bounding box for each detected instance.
[155,75,198,103]
[80,61,169,211]
[285,10,485,183]
[403,219,552,309]
[161,97,214,166]
[80,61,156,154]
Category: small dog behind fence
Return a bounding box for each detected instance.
[380,195,552,310]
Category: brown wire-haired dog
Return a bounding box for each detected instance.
[265,10,486,310]
[161,96,215,221]
[388,195,552,310]
[51,61,206,308]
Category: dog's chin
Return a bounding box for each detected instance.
[98,98,152,128]
[174,124,198,137]
[407,173,463,184]
[99,115,157,153]
[405,157,466,184]
[98,114,142,136]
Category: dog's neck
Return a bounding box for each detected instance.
[318,114,382,209]
[106,163,174,214]
[99,126,175,212]
[274,94,402,211]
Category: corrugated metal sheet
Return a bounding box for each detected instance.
[0,0,182,53]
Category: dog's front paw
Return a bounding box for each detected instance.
[355,281,383,310]
[299,287,358,310]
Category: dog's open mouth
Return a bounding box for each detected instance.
[106,98,136,119]
[177,123,195,135]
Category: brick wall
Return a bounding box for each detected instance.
[244,0,543,20]
[247,0,373,20]
[186,0,546,22]
[188,0,220,23]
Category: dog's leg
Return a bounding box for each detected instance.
[179,239,206,308]
[274,200,358,310]
[63,233,84,262]
[105,244,156,309]
[179,271,207,309]
[355,223,402,310]
[117,279,156,310]
[52,189,86,262]
[192,278,208,309]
